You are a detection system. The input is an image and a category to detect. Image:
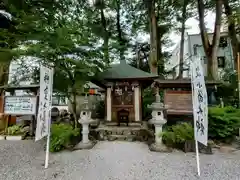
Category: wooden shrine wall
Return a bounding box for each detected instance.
[164,90,193,115]
[112,86,134,122]
[104,83,143,122]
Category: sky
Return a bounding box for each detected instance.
[135,11,216,52]
[170,11,215,46]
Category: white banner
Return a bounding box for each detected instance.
[35,66,53,141]
[191,57,208,146]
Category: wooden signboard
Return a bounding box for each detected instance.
[4,96,37,115]
[164,90,193,115]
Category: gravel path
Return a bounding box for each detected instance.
[1,140,240,180]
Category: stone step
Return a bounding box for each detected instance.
[107,135,135,142]
[103,121,142,127]
[100,130,143,136]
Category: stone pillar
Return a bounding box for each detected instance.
[149,111,170,152]
[154,123,163,144]
[106,84,112,121]
[82,122,90,144]
[134,83,140,121]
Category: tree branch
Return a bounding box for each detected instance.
[212,0,223,48]
[197,0,210,52]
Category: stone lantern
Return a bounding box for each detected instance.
[74,97,96,150]
[148,87,170,152]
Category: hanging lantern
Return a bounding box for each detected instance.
[89,88,95,95]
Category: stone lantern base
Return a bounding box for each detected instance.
[74,140,97,150]
[149,142,172,153]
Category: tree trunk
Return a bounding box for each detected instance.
[116,0,125,60]
[158,31,164,74]
[148,0,158,74]
[148,8,153,72]
[223,0,239,71]
[210,0,223,80]
[197,0,211,77]
[100,5,110,64]
[0,60,11,94]
[178,0,188,79]
[197,0,223,80]
[70,89,78,129]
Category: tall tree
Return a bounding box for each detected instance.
[0,12,12,92]
[9,0,107,127]
[197,0,223,80]
[176,0,189,78]
[146,0,159,74]
[223,0,240,71]
[92,0,111,64]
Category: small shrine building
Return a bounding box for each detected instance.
[93,60,158,125]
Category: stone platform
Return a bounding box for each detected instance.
[95,122,153,142]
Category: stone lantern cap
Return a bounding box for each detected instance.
[148,92,167,125]
[78,97,94,124]
[148,101,167,111]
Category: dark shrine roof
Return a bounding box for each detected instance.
[0,84,40,91]
[154,78,222,88]
[98,61,158,80]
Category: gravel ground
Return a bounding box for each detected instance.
[1,140,240,180]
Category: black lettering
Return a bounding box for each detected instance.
[196,115,205,135]
[197,104,203,115]
[195,66,201,78]
[196,81,202,88]
[44,86,48,100]
[44,73,49,83]
[197,89,203,103]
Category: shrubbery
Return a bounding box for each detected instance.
[50,123,80,152]
[208,106,240,141]
[161,123,194,148]
[161,106,240,148]
[7,125,25,135]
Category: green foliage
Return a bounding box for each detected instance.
[216,68,238,107]
[142,88,155,120]
[50,123,80,152]
[161,123,194,147]
[95,100,105,119]
[7,125,24,135]
[0,119,5,131]
[208,106,240,140]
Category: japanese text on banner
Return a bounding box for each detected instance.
[191,58,208,146]
[35,66,53,141]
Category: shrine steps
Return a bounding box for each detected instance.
[94,122,154,142]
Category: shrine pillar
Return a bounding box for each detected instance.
[133,82,140,121]
[106,83,112,121]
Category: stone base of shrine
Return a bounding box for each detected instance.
[95,122,153,142]
[74,140,97,150]
[149,143,172,153]
[103,121,143,127]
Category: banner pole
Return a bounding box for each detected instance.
[44,67,53,169]
[191,57,201,177]
[195,139,200,176]
[44,128,50,169]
